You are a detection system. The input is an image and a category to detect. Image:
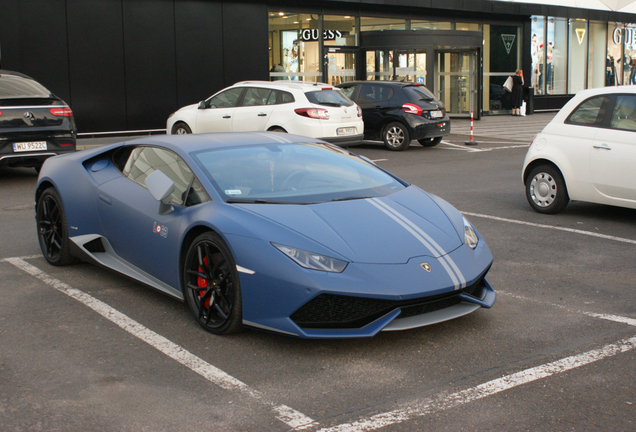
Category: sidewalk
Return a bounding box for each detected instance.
[449,112,556,143]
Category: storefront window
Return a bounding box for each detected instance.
[547,17,567,94]
[483,23,521,114]
[323,15,357,46]
[531,16,545,95]
[360,17,406,31]
[366,50,393,80]
[411,21,451,30]
[607,23,623,85]
[456,23,481,31]
[588,21,608,89]
[268,12,322,82]
[624,24,636,85]
[568,19,587,94]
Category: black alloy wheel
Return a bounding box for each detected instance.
[418,137,443,147]
[383,122,411,151]
[183,232,243,335]
[36,188,78,266]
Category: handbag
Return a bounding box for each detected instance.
[503,76,513,92]
[520,100,526,116]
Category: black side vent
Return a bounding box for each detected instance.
[83,237,106,253]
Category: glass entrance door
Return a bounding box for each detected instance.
[437,51,479,116]
[365,50,426,83]
[326,50,356,86]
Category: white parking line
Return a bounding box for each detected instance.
[463,211,636,245]
[500,291,636,327]
[317,334,636,432]
[4,257,317,431]
[440,141,529,152]
[7,255,635,431]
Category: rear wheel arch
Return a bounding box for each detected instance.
[267,126,287,133]
[523,159,564,185]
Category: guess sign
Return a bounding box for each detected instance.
[300,29,343,41]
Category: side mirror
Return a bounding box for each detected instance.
[198,100,207,109]
[145,170,175,214]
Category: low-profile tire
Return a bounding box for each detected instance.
[183,232,243,335]
[172,122,192,135]
[525,165,569,214]
[418,136,443,147]
[382,122,410,151]
[36,188,79,266]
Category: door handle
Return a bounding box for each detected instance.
[258,113,267,117]
[593,144,612,150]
[223,115,231,119]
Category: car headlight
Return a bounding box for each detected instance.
[273,243,348,273]
[463,216,479,250]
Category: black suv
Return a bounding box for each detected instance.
[0,70,77,171]
[337,81,450,151]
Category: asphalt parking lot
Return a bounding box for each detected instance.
[2,114,635,431]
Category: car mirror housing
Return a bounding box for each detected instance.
[145,170,175,214]
[198,100,206,109]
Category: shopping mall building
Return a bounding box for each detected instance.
[2,0,636,132]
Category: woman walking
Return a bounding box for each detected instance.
[511,69,524,116]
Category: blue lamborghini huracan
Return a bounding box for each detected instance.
[35,132,495,338]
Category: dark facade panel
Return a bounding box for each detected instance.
[174,1,225,109]
[222,2,269,84]
[67,0,127,132]
[0,0,70,103]
[122,0,177,131]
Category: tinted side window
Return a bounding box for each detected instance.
[609,95,636,131]
[358,84,391,103]
[122,147,209,206]
[339,86,356,99]
[565,95,609,126]
[242,88,272,106]
[207,87,243,108]
[277,90,295,104]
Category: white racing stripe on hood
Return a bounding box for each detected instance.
[369,198,466,290]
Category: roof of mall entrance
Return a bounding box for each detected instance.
[489,0,636,12]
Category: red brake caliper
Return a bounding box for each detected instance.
[198,256,211,308]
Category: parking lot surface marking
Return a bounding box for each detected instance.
[4,256,317,431]
[500,291,636,327]
[317,333,636,432]
[463,211,636,245]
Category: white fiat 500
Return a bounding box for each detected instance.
[522,86,636,214]
[167,81,364,147]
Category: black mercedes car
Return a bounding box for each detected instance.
[0,70,76,171]
[337,81,450,151]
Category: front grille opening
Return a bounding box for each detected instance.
[290,275,489,330]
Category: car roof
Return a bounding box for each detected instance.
[0,69,35,80]
[232,80,336,92]
[123,132,328,154]
[338,80,425,88]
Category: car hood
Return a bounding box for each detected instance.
[240,186,463,264]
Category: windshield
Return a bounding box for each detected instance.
[0,74,52,99]
[192,142,406,204]
[305,89,354,107]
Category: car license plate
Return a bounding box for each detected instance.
[337,127,357,136]
[13,141,47,152]
[430,110,444,119]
